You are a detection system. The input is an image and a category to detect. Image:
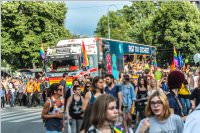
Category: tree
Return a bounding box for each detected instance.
[141,2,200,65]
[95,11,131,41]
[1,1,72,69]
[95,1,200,66]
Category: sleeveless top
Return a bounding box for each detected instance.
[137,87,148,100]
[89,91,96,105]
[69,94,83,119]
[45,96,64,132]
[136,87,148,109]
[48,97,64,114]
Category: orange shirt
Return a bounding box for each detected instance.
[34,82,41,92]
[26,82,36,93]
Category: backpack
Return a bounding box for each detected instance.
[69,94,83,119]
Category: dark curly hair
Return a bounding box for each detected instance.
[167,71,185,90]
[47,83,60,97]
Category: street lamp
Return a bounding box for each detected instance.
[107,5,118,39]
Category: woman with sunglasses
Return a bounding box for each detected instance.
[41,83,64,133]
[82,81,92,97]
[87,94,118,133]
[135,90,183,133]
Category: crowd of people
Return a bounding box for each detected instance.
[0,76,46,110]
[40,62,199,133]
[1,62,200,133]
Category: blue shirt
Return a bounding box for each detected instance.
[162,82,169,92]
[105,85,121,108]
[60,79,68,91]
[0,89,5,97]
[89,92,96,105]
[167,91,182,116]
[121,83,135,112]
[104,85,121,100]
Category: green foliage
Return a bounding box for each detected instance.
[148,2,200,65]
[95,11,131,41]
[1,2,72,69]
[95,1,200,66]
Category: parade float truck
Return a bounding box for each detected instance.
[44,38,156,88]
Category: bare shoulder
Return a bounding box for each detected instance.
[85,91,91,99]
[43,99,50,110]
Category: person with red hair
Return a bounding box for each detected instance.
[166,70,185,116]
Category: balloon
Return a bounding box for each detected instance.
[193,53,200,64]
[155,70,162,81]
[144,64,149,69]
[185,59,189,64]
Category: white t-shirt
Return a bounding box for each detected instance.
[135,114,184,133]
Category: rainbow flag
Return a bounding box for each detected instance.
[49,77,62,85]
[49,77,73,88]
[171,56,175,71]
[66,77,73,87]
[114,125,123,133]
[173,47,179,68]
[40,45,45,60]
[81,40,89,69]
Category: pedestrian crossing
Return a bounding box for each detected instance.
[1,107,43,123]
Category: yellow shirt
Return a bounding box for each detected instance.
[34,83,41,92]
[178,84,190,95]
[26,82,36,93]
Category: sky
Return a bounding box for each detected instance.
[65,1,132,37]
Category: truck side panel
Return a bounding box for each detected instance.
[101,39,156,80]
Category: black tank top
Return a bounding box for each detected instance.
[69,95,83,119]
[136,87,148,104]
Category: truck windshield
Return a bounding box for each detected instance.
[45,58,80,72]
